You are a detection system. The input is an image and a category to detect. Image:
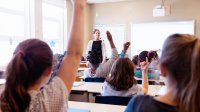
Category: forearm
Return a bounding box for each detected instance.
[58,1,86,91]
[142,69,149,94]
[67,3,85,55]
[109,40,116,48]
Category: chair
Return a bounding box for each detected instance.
[84,77,105,83]
[95,95,132,106]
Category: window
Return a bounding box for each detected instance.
[42,0,67,54]
[0,0,29,66]
[131,20,194,56]
[94,24,126,58]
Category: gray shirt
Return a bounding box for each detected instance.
[84,48,118,78]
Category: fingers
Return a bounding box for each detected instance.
[145,57,148,63]
[106,31,110,36]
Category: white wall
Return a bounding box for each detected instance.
[88,0,200,57]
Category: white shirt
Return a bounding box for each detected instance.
[102,81,143,96]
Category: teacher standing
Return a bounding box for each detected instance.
[86,29,106,63]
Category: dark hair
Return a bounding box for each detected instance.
[161,34,200,112]
[132,55,139,66]
[0,39,53,112]
[138,51,151,62]
[148,50,159,60]
[106,58,137,91]
[87,50,102,69]
[93,29,100,34]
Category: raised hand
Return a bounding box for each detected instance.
[106,31,113,42]
[123,42,130,51]
[140,57,149,71]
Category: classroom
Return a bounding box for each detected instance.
[0,0,199,112]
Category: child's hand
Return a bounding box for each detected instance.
[106,31,113,42]
[123,42,130,51]
[140,57,149,72]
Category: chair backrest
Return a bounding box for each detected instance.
[84,77,105,83]
[95,96,132,106]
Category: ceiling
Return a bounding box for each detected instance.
[87,0,131,4]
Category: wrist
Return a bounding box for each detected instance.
[73,1,86,9]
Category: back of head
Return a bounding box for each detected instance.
[139,51,151,62]
[106,58,136,91]
[132,55,139,66]
[148,50,158,60]
[160,34,200,112]
[0,39,53,112]
[87,50,102,69]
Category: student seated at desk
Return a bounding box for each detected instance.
[125,34,200,112]
[0,0,86,111]
[102,57,149,96]
[84,31,118,78]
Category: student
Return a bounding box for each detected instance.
[86,29,106,63]
[125,34,200,112]
[136,50,159,80]
[102,55,149,96]
[132,55,139,68]
[0,0,86,111]
[84,31,118,78]
[148,50,159,70]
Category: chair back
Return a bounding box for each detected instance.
[95,95,132,106]
[84,77,105,83]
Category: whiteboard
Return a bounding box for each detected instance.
[94,24,126,58]
[131,20,194,56]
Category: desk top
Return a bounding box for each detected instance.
[78,67,88,71]
[0,79,6,85]
[72,82,165,96]
[68,101,126,112]
[134,76,165,83]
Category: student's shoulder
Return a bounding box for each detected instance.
[130,95,152,103]
[125,95,153,112]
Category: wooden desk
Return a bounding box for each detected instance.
[71,82,165,102]
[68,101,126,112]
[80,62,88,68]
[72,82,163,95]
[0,79,6,85]
[78,67,88,72]
[134,76,165,83]
[155,86,167,96]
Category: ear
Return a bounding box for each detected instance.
[43,66,53,77]
[160,64,168,77]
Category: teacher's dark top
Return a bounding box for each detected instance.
[91,40,103,62]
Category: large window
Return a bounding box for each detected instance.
[42,0,67,54]
[94,24,126,58]
[131,20,194,56]
[0,0,29,66]
[0,0,67,67]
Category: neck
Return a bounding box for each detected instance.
[155,86,177,106]
[28,83,41,91]
[155,77,178,106]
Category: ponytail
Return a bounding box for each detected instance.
[0,39,53,111]
[161,34,200,112]
[178,39,200,112]
[1,52,31,112]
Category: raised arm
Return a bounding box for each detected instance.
[120,42,130,58]
[57,0,86,91]
[106,31,115,48]
[140,57,149,94]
